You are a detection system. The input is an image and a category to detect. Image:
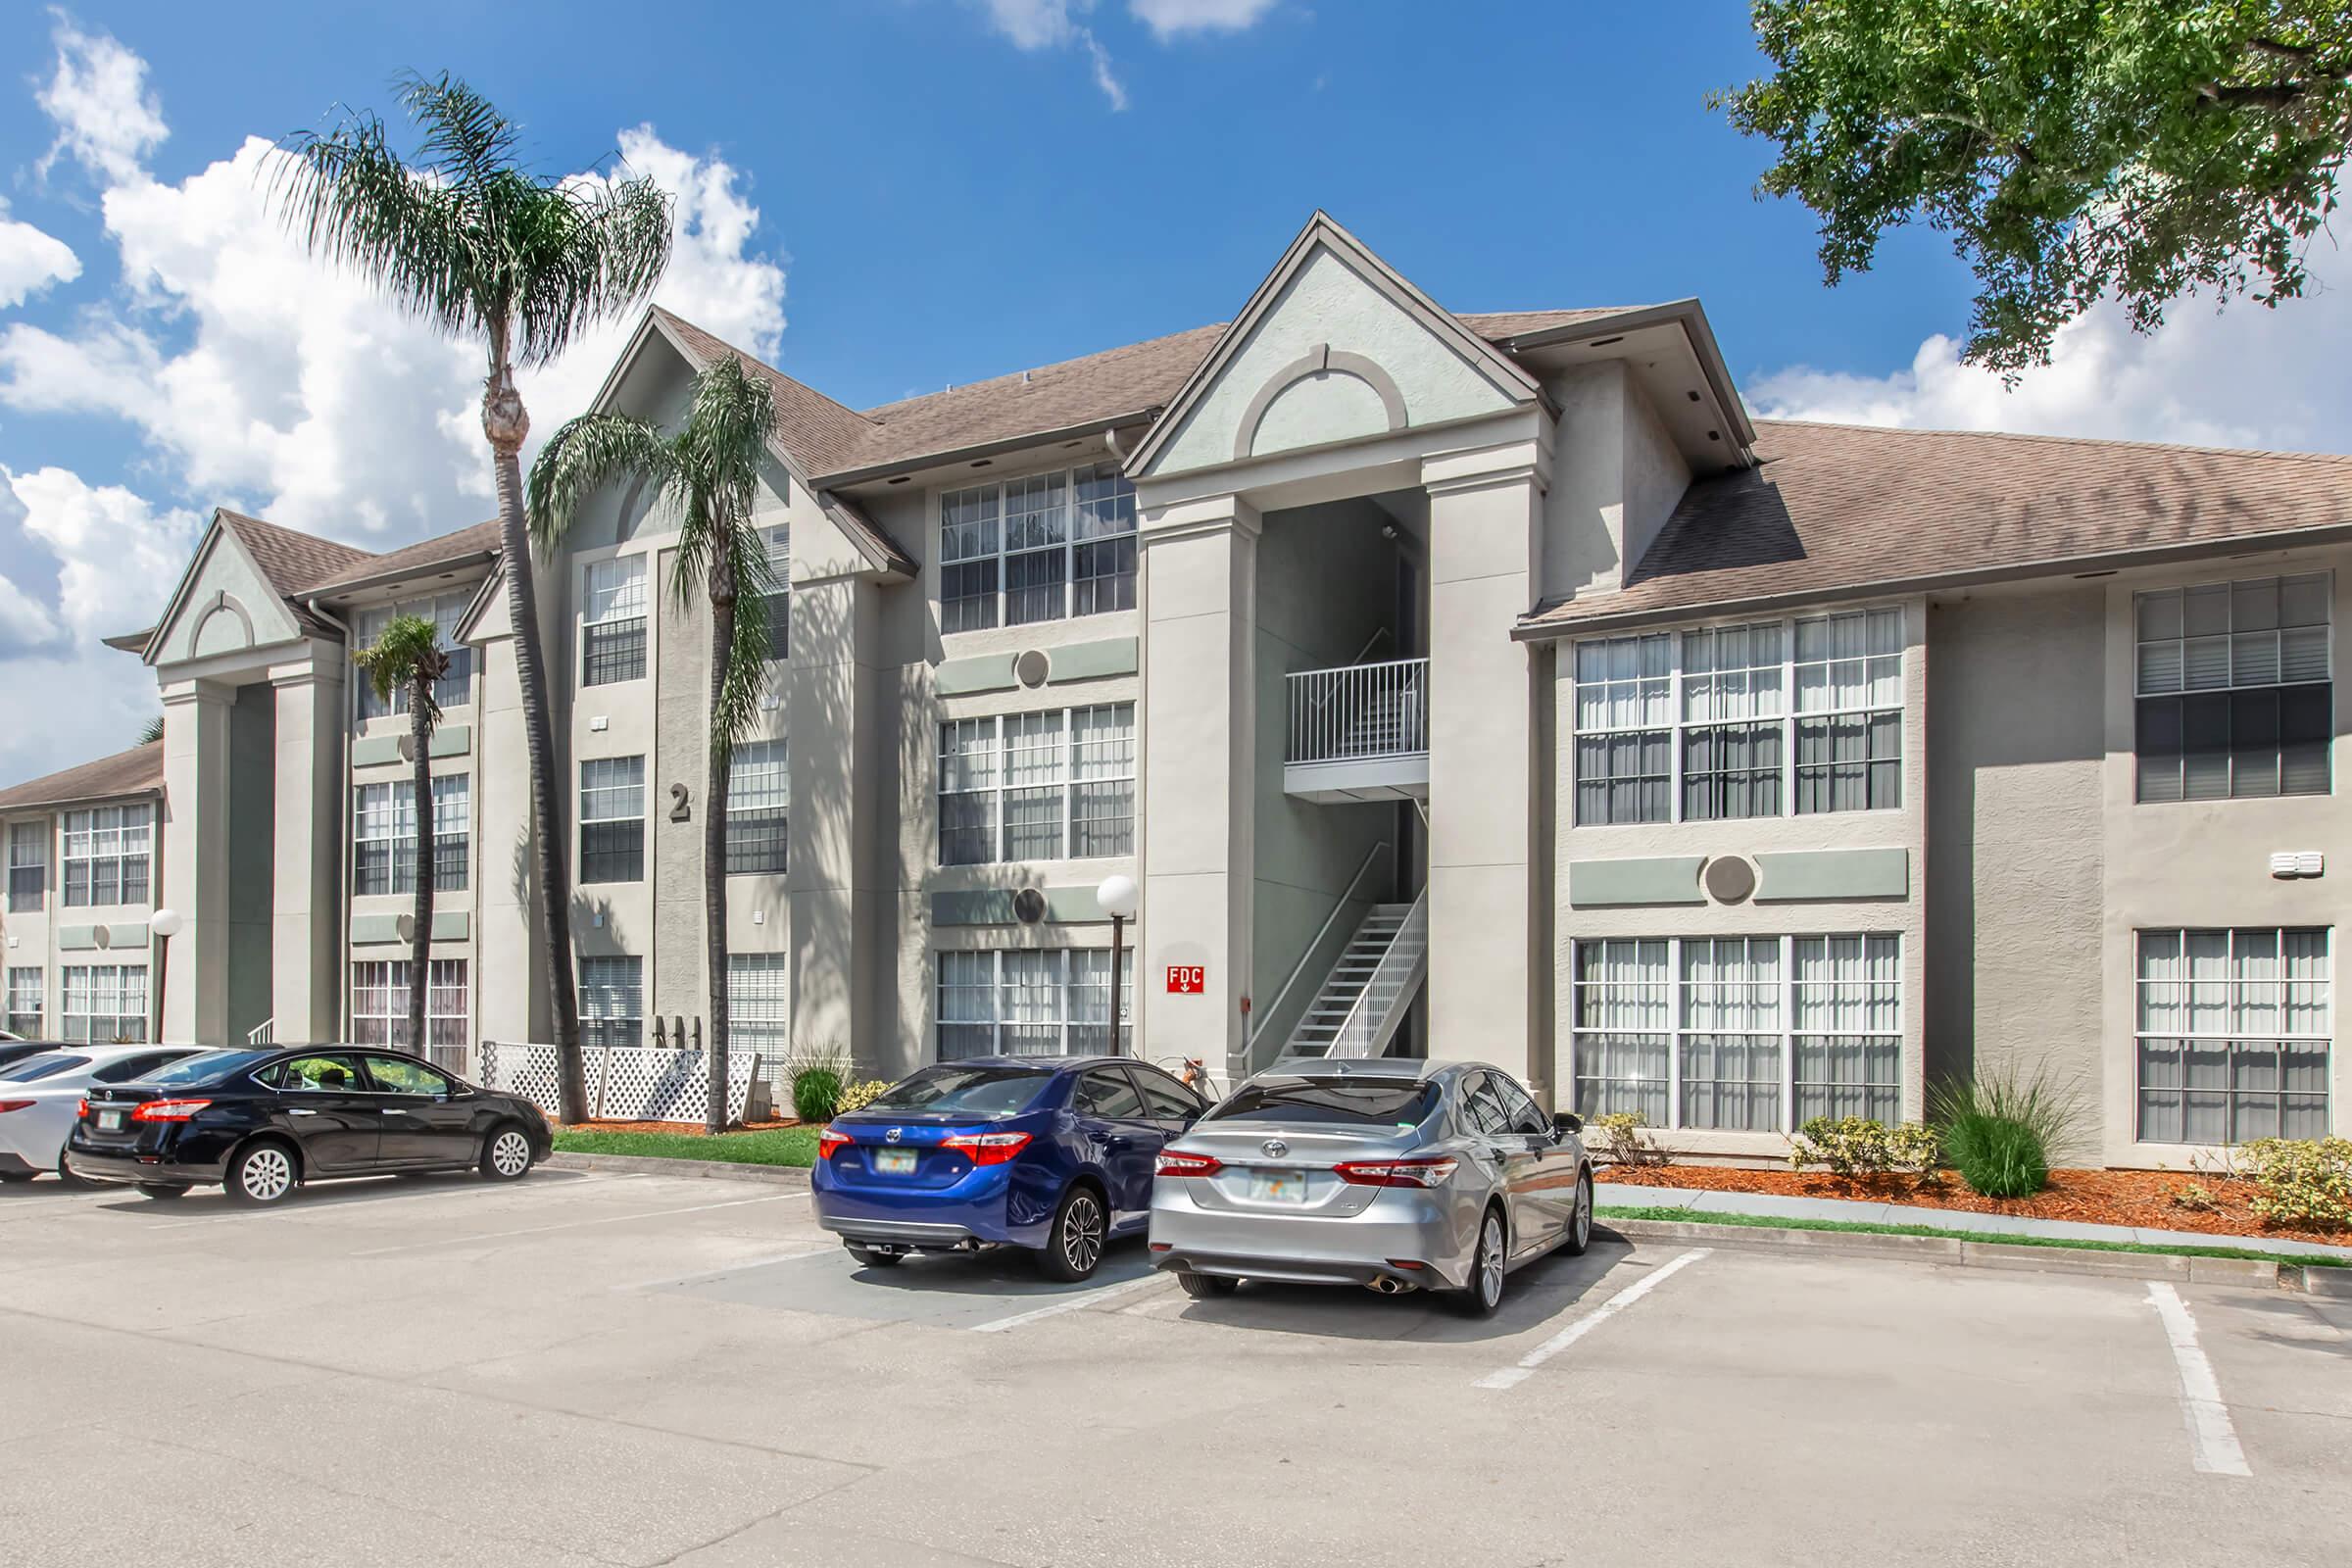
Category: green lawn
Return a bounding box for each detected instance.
[552,1126,819,1167]
[1596,1203,2350,1268]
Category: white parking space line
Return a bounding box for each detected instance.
[139,1172,648,1230]
[350,1191,799,1256]
[969,1272,1169,1333]
[2146,1282,2251,1478]
[611,1246,837,1294]
[1475,1248,1710,1390]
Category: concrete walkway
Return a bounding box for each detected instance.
[1597,1180,2352,1263]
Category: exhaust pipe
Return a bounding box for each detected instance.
[1366,1276,1418,1296]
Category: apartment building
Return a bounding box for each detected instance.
[14,212,2343,1166]
[0,742,165,1044]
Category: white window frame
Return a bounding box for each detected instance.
[62,804,153,907]
[351,776,470,897]
[580,555,650,687]
[7,820,44,912]
[578,955,644,1050]
[578,757,646,884]
[5,966,41,1036]
[61,963,147,1044]
[937,704,1136,866]
[353,592,475,721]
[725,739,789,875]
[758,525,791,662]
[2132,571,2333,802]
[350,959,469,1052]
[1571,606,1906,826]
[935,948,1133,1060]
[2133,927,2333,1144]
[1568,933,1904,1131]
[939,461,1137,633]
[727,953,790,1090]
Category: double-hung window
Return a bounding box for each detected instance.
[62,805,151,906]
[936,948,1133,1059]
[350,959,469,1052]
[62,963,146,1043]
[939,463,1137,633]
[352,776,470,896]
[353,593,473,719]
[725,740,788,875]
[579,758,645,883]
[578,956,643,1051]
[1571,933,1901,1130]
[2135,928,2330,1143]
[1572,609,1903,825]
[5,967,41,1037]
[937,704,1135,865]
[758,525,791,661]
[2135,573,2331,801]
[581,556,649,686]
[727,954,789,1080]
[8,820,44,912]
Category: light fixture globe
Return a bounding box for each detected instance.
[149,907,183,939]
[1096,873,1139,921]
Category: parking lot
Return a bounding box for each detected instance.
[3,1167,2347,1567]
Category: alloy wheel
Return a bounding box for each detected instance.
[1479,1214,1504,1307]
[1061,1191,1104,1276]
[1574,1179,1592,1250]
[241,1146,293,1203]
[490,1129,531,1177]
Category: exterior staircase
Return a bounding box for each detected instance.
[1281,891,1429,1059]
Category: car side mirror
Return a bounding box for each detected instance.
[1551,1111,1584,1138]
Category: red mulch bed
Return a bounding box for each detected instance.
[1595,1162,2350,1248]
[567,1116,805,1135]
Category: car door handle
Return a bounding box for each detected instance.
[289,1107,318,1116]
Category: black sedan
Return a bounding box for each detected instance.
[66,1046,554,1204]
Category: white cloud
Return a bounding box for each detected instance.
[972,1,1128,109]
[4,466,200,642]
[1752,232,2352,456]
[35,13,168,185]
[1129,0,1279,40]
[0,199,80,308]
[0,572,64,656]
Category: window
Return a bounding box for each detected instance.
[758,525,790,661]
[579,956,643,1051]
[2136,929,2330,1143]
[939,463,1137,632]
[727,954,789,1079]
[363,1054,455,1095]
[1573,608,1904,825]
[61,963,146,1044]
[2135,573,2331,802]
[354,593,473,719]
[725,740,788,875]
[352,776,470,896]
[1073,1067,1146,1119]
[937,704,1135,865]
[581,556,649,686]
[62,804,151,906]
[579,758,645,883]
[350,960,468,1052]
[6,967,40,1037]
[936,948,1131,1059]
[8,820,44,912]
[265,1054,363,1092]
[1135,1071,1206,1122]
[1571,933,1901,1130]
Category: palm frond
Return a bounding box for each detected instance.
[509,172,674,368]
[136,714,165,748]
[525,413,679,560]
[394,72,522,196]
[353,612,451,729]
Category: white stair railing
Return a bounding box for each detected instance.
[1324,889,1428,1058]
[247,1017,274,1047]
[1288,657,1429,765]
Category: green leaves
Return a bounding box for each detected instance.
[1720,1,2352,372]
[353,612,451,729]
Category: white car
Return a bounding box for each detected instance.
[0,1045,201,1184]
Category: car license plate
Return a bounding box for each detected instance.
[872,1148,917,1175]
[98,1109,123,1132]
[1248,1168,1306,1203]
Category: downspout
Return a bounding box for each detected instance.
[308,595,357,1044]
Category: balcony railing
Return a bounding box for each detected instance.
[1288,657,1429,765]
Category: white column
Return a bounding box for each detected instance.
[1138,494,1258,1078]
[159,681,232,1045]
[271,665,344,1042]
[1422,436,1550,1077]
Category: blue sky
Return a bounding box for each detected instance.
[1,0,2348,783]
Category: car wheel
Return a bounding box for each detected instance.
[0,1170,34,1184]
[846,1244,904,1268]
[1562,1169,1594,1257]
[1455,1205,1508,1317]
[1037,1184,1106,1282]
[226,1140,299,1206]
[135,1183,189,1200]
[55,1152,91,1189]
[1176,1271,1237,1299]
[480,1123,534,1182]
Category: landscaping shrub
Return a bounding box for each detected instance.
[1589,1111,1666,1168]
[1929,1060,2088,1197]
[1943,1113,2048,1199]
[2237,1138,2352,1231]
[1788,1117,1939,1182]
[792,1065,845,1123]
[835,1078,890,1115]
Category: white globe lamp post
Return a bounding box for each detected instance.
[1096,875,1140,1055]
[148,907,183,1043]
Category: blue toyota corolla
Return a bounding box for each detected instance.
[810,1056,1208,1279]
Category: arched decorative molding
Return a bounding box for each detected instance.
[189,591,257,657]
[1233,342,1408,461]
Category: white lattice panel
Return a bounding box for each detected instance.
[478,1042,762,1124]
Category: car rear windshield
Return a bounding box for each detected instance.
[0,1053,91,1083]
[1203,1078,1440,1128]
[863,1065,1051,1118]
[140,1050,273,1089]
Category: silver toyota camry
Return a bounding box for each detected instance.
[1147,1057,1593,1314]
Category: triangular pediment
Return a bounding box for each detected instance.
[144,514,307,668]
[1131,212,1541,480]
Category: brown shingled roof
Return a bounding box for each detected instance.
[301,519,502,597]
[0,741,164,811]
[218,511,375,636]
[1518,419,2352,635]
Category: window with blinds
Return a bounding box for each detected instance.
[2134,574,2331,802]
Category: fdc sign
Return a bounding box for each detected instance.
[1165,964,1205,995]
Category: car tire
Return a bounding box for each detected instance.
[0,1170,34,1184]
[480,1123,534,1182]
[135,1183,189,1200]
[1176,1271,1237,1299]
[226,1140,300,1206]
[846,1244,904,1268]
[1037,1183,1107,1282]
[1455,1204,1508,1317]
[1562,1169,1594,1257]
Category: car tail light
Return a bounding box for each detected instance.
[817,1127,852,1159]
[1154,1150,1222,1178]
[0,1100,31,1114]
[1334,1156,1458,1188]
[940,1130,1032,1166]
[131,1099,212,1123]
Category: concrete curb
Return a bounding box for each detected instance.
[546,1152,813,1186]
[1599,1217,2343,1293]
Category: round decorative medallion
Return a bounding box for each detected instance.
[1013,649,1052,689]
[1702,855,1758,905]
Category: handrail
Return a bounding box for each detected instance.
[1287,657,1429,765]
[1325,885,1428,1058]
[1247,840,1393,1055]
[247,1017,274,1047]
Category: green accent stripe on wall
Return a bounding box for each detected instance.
[1754,848,1909,901]
[1566,858,1705,907]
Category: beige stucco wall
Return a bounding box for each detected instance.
[1538,361,1692,607]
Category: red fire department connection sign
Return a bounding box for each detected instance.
[1165,964,1206,995]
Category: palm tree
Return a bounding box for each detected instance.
[272,74,672,1124]
[355,614,451,1059]
[135,715,164,747]
[528,356,779,1133]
